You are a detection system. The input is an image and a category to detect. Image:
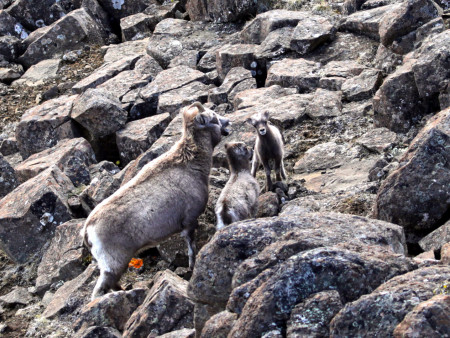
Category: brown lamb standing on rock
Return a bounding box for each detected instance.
[247,111,287,192]
[215,142,260,229]
[81,102,230,300]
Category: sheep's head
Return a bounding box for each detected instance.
[183,102,231,147]
[247,111,270,136]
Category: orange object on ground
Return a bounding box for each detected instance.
[128,258,143,269]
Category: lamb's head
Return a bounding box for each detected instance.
[247,111,270,136]
[225,142,253,162]
[183,102,231,147]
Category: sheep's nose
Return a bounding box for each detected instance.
[259,128,266,135]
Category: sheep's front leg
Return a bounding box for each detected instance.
[181,226,197,270]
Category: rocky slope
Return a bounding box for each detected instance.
[0,0,449,337]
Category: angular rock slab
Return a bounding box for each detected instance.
[412,30,450,100]
[123,270,195,337]
[72,88,128,138]
[233,85,297,111]
[116,113,171,165]
[330,266,450,337]
[186,0,257,23]
[201,311,237,338]
[74,288,147,333]
[188,212,408,332]
[216,44,261,81]
[15,138,96,185]
[35,219,87,296]
[0,154,18,198]
[241,10,314,44]
[15,95,79,159]
[266,58,321,93]
[290,16,335,55]
[341,68,382,101]
[373,59,427,132]
[393,294,450,338]
[340,4,399,40]
[419,219,450,252]
[20,8,108,68]
[0,166,74,263]
[208,67,256,106]
[43,263,98,319]
[130,65,207,119]
[373,107,450,243]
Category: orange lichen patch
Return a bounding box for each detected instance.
[128,258,143,269]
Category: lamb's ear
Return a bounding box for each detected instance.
[224,142,232,150]
[263,111,270,120]
[246,117,256,126]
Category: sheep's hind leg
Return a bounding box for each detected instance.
[92,270,121,300]
[181,226,197,270]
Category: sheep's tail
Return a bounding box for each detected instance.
[81,224,92,250]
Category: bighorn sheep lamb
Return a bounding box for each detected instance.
[247,111,286,192]
[81,102,230,299]
[215,142,260,229]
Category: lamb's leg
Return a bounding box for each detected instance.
[275,159,282,182]
[251,152,259,177]
[262,161,273,192]
[181,226,197,270]
[281,159,287,180]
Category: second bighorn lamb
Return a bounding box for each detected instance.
[81,102,230,299]
[247,111,286,192]
[215,142,260,229]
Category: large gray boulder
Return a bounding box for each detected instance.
[378,0,442,47]
[227,243,414,337]
[216,44,261,81]
[19,8,108,67]
[15,95,79,159]
[330,266,450,337]
[373,107,450,244]
[0,166,74,263]
[188,212,409,333]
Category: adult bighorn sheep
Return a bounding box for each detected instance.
[81,102,230,299]
[215,142,260,229]
[247,111,286,192]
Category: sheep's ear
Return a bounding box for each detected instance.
[224,142,232,150]
[246,117,256,126]
[263,111,270,120]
